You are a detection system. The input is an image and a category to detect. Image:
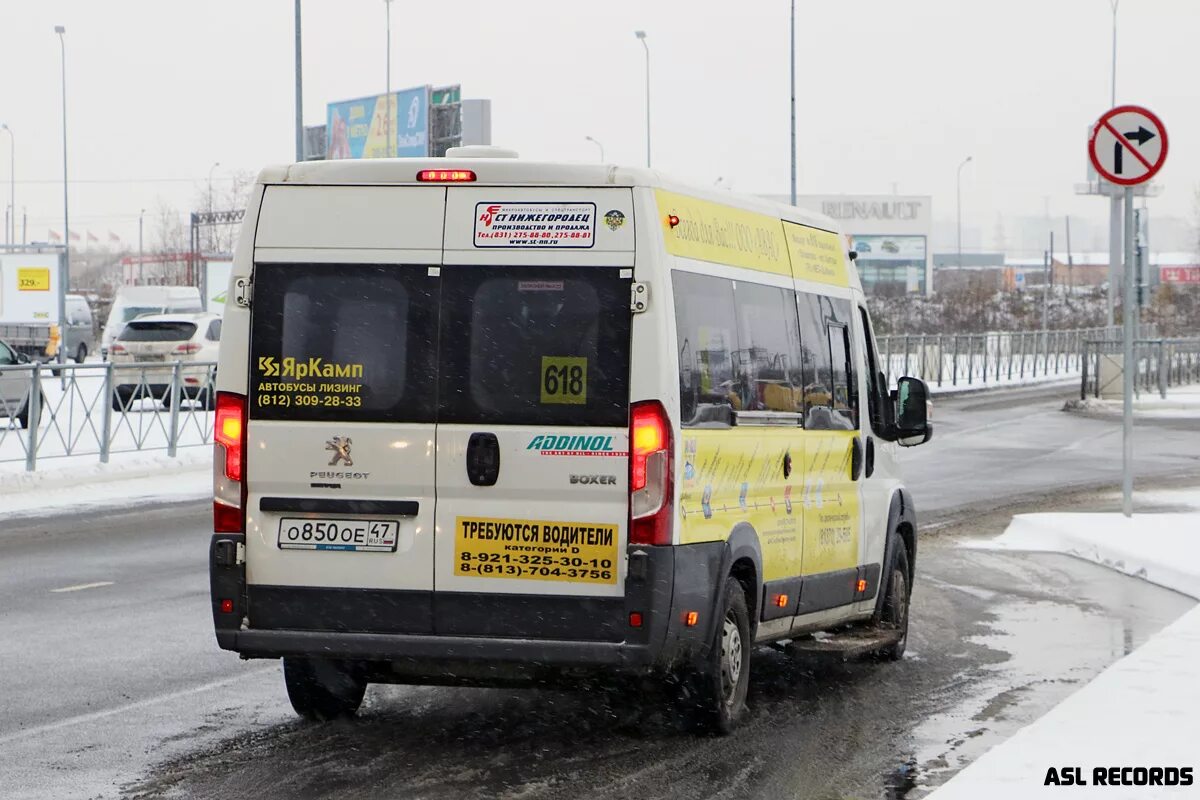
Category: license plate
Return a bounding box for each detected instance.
[277,517,399,552]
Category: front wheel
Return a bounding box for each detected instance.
[682,576,751,735]
[283,657,366,721]
[873,536,911,661]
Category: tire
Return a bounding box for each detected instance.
[685,576,752,735]
[75,344,88,364]
[873,536,911,662]
[16,393,47,429]
[283,657,366,721]
[111,388,131,411]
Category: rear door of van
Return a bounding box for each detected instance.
[243,185,444,635]
[433,187,636,641]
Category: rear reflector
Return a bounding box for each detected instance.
[416,169,476,183]
[219,598,234,614]
[213,500,242,534]
[684,611,699,627]
[629,612,643,628]
[174,342,203,354]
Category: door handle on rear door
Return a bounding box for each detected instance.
[850,436,864,481]
[467,432,501,487]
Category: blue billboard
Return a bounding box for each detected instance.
[326,85,429,159]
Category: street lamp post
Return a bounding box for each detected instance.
[294,0,303,162]
[584,136,605,162]
[55,25,68,370]
[385,0,393,158]
[138,208,145,284]
[956,156,972,271]
[634,31,650,168]
[789,0,796,206]
[1,124,12,246]
[207,162,220,252]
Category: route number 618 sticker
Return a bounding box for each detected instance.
[540,356,587,405]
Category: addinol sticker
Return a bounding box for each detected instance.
[526,434,624,457]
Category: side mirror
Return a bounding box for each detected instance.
[16,352,31,364]
[895,376,932,447]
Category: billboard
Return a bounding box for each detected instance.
[326,85,430,160]
[851,235,926,261]
[1161,266,1200,285]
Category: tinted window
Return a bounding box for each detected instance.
[119,322,197,342]
[796,292,834,427]
[734,282,804,414]
[120,306,165,324]
[439,268,630,427]
[249,263,437,423]
[206,319,222,341]
[673,271,740,427]
[858,305,888,433]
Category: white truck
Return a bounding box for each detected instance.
[0,251,94,363]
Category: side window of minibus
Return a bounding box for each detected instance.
[673,271,740,427]
[827,323,858,430]
[797,292,835,428]
[731,282,804,414]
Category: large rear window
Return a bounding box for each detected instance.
[249,263,438,422]
[118,321,197,342]
[438,268,631,427]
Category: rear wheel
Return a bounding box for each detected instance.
[872,536,911,661]
[682,576,751,735]
[75,344,88,364]
[111,387,131,411]
[16,393,48,429]
[283,657,366,721]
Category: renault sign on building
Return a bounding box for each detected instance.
[764,194,933,295]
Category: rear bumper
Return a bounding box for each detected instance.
[218,628,658,670]
[210,534,725,678]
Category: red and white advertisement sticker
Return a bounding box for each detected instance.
[1161,266,1200,285]
[474,202,596,248]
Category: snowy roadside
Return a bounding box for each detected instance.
[928,374,1078,397]
[0,448,210,521]
[1065,382,1200,418]
[930,490,1200,798]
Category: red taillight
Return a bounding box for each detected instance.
[213,501,242,534]
[214,392,246,482]
[416,169,477,182]
[219,598,234,614]
[109,343,127,354]
[629,400,673,546]
[174,342,202,354]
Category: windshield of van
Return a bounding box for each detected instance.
[119,306,165,323]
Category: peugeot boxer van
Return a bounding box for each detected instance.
[209,149,932,733]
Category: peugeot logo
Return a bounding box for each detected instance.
[326,436,353,467]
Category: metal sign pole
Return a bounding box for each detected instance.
[1122,184,1135,517]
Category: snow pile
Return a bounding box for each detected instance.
[0,448,210,520]
[933,504,1200,798]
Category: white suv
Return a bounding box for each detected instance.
[109,313,220,410]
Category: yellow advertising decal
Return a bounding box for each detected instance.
[656,190,790,276]
[455,516,618,585]
[799,431,860,574]
[784,222,850,288]
[679,429,860,581]
[540,356,587,405]
[254,356,365,410]
[17,267,51,291]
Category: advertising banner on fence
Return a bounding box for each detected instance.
[326,85,430,160]
[1161,266,1200,284]
[204,259,233,312]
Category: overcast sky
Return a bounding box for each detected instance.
[2,0,1197,252]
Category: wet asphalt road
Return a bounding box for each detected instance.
[2,384,1198,799]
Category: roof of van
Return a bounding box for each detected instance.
[258,158,844,235]
[112,285,201,301]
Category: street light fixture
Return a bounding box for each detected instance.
[634,31,650,168]
[584,136,605,162]
[385,0,393,158]
[1,124,12,246]
[956,155,972,271]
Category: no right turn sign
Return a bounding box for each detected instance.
[1088,105,1168,186]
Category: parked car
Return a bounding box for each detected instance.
[0,338,41,429]
[109,313,220,410]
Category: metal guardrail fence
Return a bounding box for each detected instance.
[1080,338,1200,400]
[876,326,1158,389]
[0,360,217,471]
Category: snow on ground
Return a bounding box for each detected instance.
[0,448,210,521]
[932,497,1200,798]
[1069,383,1200,419]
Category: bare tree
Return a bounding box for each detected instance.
[194,168,255,254]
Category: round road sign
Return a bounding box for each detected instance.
[1088,105,1168,186]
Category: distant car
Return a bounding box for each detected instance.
[101,285,204,359]
[63,294,97,364]
[854,241,872,253]
[109,313,220,410]
[881,240,900,254]
[0,337,41,428]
